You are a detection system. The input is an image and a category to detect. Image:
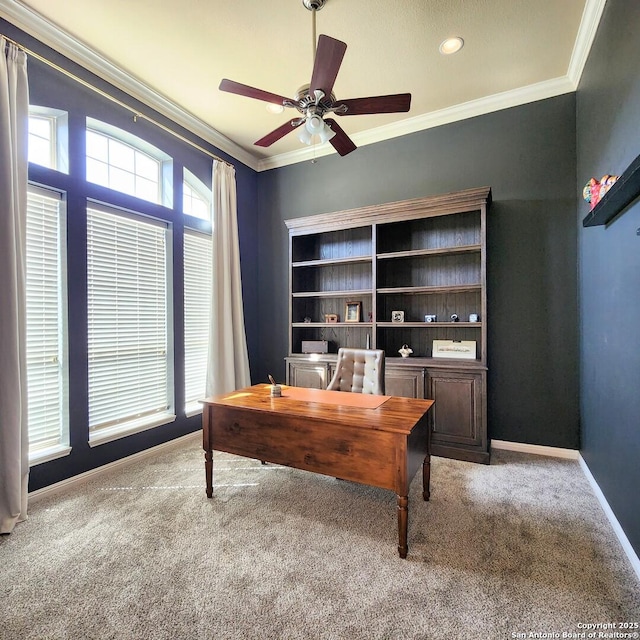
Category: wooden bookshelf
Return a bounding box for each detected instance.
[285,187,492,463]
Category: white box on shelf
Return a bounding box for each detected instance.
[432,340,476,360]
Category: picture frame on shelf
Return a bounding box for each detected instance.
[432,340,477,360]
[391,310,405,323]
[345,301,361,323]
[324,313,339,323]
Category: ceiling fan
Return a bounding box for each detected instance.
[218,0,411,157]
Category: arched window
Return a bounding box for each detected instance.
[86,118,173,206]
[183,167,211,221]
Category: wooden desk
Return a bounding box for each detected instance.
[202,384,434,558]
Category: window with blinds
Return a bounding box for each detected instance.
[183,229,212,414]
[86,204,175,445]
[26,186,70,462]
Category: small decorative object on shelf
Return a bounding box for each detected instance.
[345,301,361,323]
[425,314,437,323]
[325,313,339,323]
[450,314,459,322]
[391,310,405,323]
[583,174,620,210]
[469,313,479,322]
[303,316,312,323]
[398,344,413,358]
[302,340,329,354]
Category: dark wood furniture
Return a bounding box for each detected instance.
[284,187,491,463]
[202,384,434,558]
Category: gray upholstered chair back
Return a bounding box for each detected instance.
[326,348,385,395]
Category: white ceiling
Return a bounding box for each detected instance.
[1,0,605,171]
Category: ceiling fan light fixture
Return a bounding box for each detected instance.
[439,37,464,55]
[318,123,336,144]
[305,113,325,134]
[298,126,313,145]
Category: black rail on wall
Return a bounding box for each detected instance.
[582,152,640,227]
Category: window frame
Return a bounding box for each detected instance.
[26,184,71,466]
[183,167,212,222]
[86,201,176,447]
[183,227,212,416]
[28,106,69,174]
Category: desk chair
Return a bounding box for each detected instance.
[326,348,385,395]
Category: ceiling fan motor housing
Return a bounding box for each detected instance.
[303,0,326,10]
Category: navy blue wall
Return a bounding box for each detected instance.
[0,19,259,491]
[257,94,580,450]
[576,0,640,556]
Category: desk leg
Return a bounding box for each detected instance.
[205,449,213,498]
[397,495,408,559]
[422,454,431,501]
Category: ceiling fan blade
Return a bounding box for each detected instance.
[336,93,412,115]
[324,119,357,156]
[254,119,301,147]
[219,79,292,106]
[309,35,347,97]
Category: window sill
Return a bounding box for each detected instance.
[185,402,203,418]
[29,445,72,467]
[88,411,177,447]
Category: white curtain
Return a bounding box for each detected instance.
[205,161,251,396]
[0,37,30,534]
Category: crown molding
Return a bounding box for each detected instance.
[567,0,607,86]
[0,0,259,170]
[3,0,605,173]
[258,75,576,171]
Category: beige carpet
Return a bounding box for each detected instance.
[1,436,639,639]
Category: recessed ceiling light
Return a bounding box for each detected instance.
[266,104,284,114]
[439,37,464,55]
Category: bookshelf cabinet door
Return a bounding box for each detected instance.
[286,359,331,389]
[427,369,488,463]
[385,365,425,398]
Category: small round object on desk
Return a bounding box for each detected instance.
[270,384,282,397]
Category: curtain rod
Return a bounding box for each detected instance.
[1,33,233,168]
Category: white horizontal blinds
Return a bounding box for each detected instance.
[26,187,67,452]
[86,206,169,433]
[184,229,212,410]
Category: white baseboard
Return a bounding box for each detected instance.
[491,439,580,459]
[578,455,640,583]
[28,431,201,503]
